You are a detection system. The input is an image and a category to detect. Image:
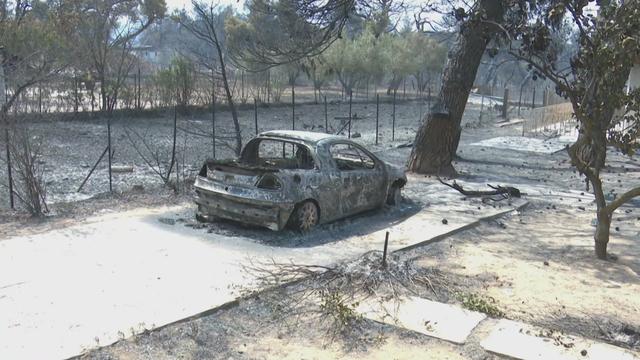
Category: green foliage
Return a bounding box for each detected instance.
[225,0,348,69]
[69,0,166,112]
[153,57,195,108]
[456,292,504,317]
[320,26,447,95]
[0,0,73,112]
[318,290,362,331]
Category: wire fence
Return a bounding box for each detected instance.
[0,87,436,210]
[2,80,571,211]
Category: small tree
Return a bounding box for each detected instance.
[508,1,640,259]
[154,57,196,111]
[179,1,243,156]
[1,0,72,211]
[71,0,166,113]
[7,125,48,216]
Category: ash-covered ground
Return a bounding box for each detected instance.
[0,94,503,209]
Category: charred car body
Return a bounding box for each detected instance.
[194,130,407,231]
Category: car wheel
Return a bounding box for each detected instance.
[387,185,402,206]
[291,201,319,232]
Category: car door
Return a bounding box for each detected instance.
[328,142,386,216]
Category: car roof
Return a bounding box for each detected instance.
[258,130,347,145]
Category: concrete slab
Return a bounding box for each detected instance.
[495,119,525,127]
[481,319,639,360]
[358,296,486,344]
[0,197,525,360]
[470,135,577,154]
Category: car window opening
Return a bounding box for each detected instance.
[243,139,315,170]
[329,143,375,171]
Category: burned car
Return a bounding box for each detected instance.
[194,130,407,231]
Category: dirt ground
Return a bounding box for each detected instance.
[2,93,639,359]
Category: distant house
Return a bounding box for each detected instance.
[131,45,175,69]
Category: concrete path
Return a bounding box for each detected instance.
[359,296,638,360]
[0,194,525,360]
[482,319,639,360]
[358,296,486,344]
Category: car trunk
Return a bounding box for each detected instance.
[204,159,278,188]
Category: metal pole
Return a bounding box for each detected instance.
[212,81,216,159]
[4,126,13,209]
[532,87,537,109]
[392,89,396,141]
[375,94,379,145]
[1,55,14,208]
[502,88,509,119]
[403,78,406,99]
[291,82,295,130]
[324,95,328,133]
[254,98,258,135]
[137,67,141,109]
[348,92,352,138]
[107,116,112,192]
[382,231,389,268]
[479,94,485,125]
[77,145,109,192]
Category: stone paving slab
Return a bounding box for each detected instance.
[481,319,639,360]
[357,296,486,344]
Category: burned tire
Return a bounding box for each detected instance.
[290,201,319,232]
[386,185,402,206]
[195,213,208,223]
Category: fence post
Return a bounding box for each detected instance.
[382,231,389,268]
[107,115,112,192]
[403,78,406,99]
[479,93,485,125]
[212,84,216,159]
[167,104,177,181]
[292,82,295,130]
[392,89,396,141]
[375,94,379,145]
[254,98,258,135]
[77,145,109,193]
[502,88,509,119]
[137,67,142,110]
[3,124,14,209]
[532,87,537,109]
[324,95,328,133]
[74,76,79,113]
[348,92,352,138]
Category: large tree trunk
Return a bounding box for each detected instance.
[408,0,504,175]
